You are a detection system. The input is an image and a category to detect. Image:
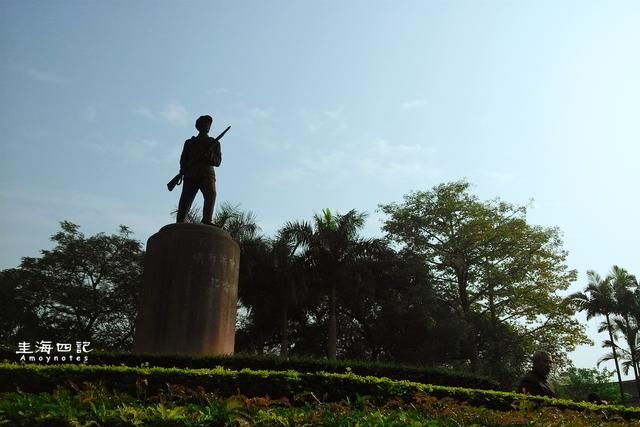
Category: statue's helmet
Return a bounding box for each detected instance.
[195,115,213,132]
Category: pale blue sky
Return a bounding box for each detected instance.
[1,1,639,375]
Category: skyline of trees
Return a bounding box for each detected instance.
[0,180,635,390]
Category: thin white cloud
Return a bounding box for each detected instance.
[273,148,347,182]
[89,138,176,163]
[204,87,233,96]
[26,68,70,85]
[133,107,155,119]
[0,187,165,241]
[84,106,98,121]
[301,106,347,134]
[274,166,307,182]
[358,138,440,179]
[402,99,427,110]
[372,138,426,156]
[324,107,344,120]
[301,150,347,173]
[140,139,159,148]
[477,168,513,182]
[160,102,190,127]
[250,107,271,120]
[303,115,320,133]
[275,137,440,183]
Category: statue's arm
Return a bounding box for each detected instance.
[179,140,190,173]
[204,138,221,167]
[212,139,222,167]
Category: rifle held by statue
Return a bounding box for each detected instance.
[167,126,231,191]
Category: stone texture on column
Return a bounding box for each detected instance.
[133,223,240,355]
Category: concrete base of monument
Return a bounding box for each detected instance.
[133,223,240,355]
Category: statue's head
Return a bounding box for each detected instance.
[532,351,553,378]
[195,115,213,133]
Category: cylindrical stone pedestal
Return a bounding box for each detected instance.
[133,223,240,355]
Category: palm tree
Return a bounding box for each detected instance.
[171,202,261,242]
[609,266,640,396]
[568,270,626,404]
[269,230,308,357]
[282,208,381,360]
[598,321,640,377]
[212,202,261,243]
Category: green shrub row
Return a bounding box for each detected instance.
[1,362,639,420]
[1,386,637,427]
[1,350,499,390]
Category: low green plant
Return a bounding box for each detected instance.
[2,362,640,421]
[1,385,637,426]
[555,367,624,404]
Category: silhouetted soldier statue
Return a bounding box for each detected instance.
[172,115,230,224]
[516,350,556,398]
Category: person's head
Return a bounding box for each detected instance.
[195,115,213,134]
[532,351,553,378]
[587,392,605,404]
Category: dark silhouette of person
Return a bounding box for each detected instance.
[587,392,608,405]
[176,115,221,225]
[516,351,556,398]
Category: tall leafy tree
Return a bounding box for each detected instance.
[380,181,587,376]
[0,221,143,351]
[0,268,44,347]
[336,246,463,364]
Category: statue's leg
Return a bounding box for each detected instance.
[177,178,199,222]
[201,176,216,224]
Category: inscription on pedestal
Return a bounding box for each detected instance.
[133,223,240,355]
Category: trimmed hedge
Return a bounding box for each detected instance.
[0,350,499,390]
[2,389,636,427]
[2,362,640,420]
[1,389,637,427]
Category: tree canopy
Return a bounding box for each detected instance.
[1,182,600,389]
[379,180,588,381]
[0,221,143,351]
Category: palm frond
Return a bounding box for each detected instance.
[336,209,367,240]
[598,351,634,375]
[170,205,201,223]
[212,202,262,243]
[281,220,314,251]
